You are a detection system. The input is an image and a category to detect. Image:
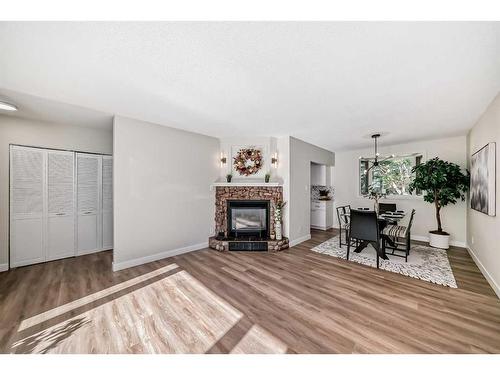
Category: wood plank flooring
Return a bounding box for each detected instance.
[1,229,499,353]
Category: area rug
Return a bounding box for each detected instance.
[311,236,457,288]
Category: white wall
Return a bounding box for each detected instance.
[113,115,219,271]
[0,115,113,270]
[276,136,291,238]
[289,137,335,244]
[334,135,468,246]
[467,93,500,297]
[219,137,278,180]
[218,135,335,245]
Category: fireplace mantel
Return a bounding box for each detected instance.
[211,181,282,188]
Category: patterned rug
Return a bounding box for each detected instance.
[311,236,457,288]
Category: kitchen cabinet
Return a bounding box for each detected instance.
[310,200,333,230]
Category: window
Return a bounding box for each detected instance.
[359,154,423,196]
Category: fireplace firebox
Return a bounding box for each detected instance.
[227,200,270,238]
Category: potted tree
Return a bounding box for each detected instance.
[409,157,469,249]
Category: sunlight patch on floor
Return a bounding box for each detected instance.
[18,263,180,332]
[13,267,243,353]
[230,324,287,354]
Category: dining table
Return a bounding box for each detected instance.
[340,211,407,259]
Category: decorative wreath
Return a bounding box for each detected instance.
[233,147,263,176]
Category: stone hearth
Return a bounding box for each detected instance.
[210,185,288,252]
[209,236,289,252]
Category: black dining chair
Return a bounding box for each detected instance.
[336,205,351,248]
[379,203,397,214]
[382,209,416,262]
[347,209,382,268]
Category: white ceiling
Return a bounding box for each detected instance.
[0,88,113,129]
[1,22,499,150]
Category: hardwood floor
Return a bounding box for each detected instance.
[1,229,499,353]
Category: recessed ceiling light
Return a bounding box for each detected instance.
[0,100,18,111]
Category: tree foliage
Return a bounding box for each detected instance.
[378,158,413,195]
[360,157,414,196]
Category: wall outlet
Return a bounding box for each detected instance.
[471,236,474,245]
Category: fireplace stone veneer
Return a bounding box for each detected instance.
[210,185,289,252]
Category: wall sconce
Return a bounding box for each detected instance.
[220,152,227,168]
[271,152,278,168]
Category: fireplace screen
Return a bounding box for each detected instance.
[227,200,270,237]
[231,208,267,230]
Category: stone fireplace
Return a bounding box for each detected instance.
[209,185,289,252]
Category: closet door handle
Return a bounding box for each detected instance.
[56,213,65,216]
[83,211,93,214]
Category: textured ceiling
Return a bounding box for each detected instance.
[1,22,499,150]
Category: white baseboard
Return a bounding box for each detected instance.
[325,231,466,248]
[410,234,427,242]
[449,241,467,248]
[467,246,500,299]
[410,234,466,248]
[77,248,109,256]
[289,234,312,247]
[310,225,333,231]
[112,242,208,272]
[0,263,8,272]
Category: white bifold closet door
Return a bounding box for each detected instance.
[47,150,76,261]
[101,156,113,250]
[76,153,102,255]
[10,146,112,268]
[10,146,46,267]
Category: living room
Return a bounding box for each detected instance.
[1,2,500,373]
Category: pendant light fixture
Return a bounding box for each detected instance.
[362,134,394,175]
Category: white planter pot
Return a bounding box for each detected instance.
[429,232,450,249]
